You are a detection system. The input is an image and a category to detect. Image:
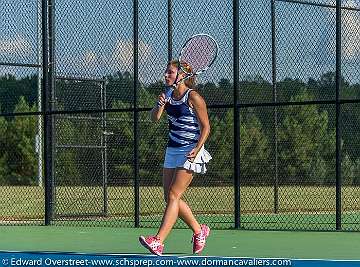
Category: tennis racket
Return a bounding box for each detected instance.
[158,34,218,107]
[173,33,218,87]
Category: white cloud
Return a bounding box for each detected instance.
[323,0,360,60]
[0,35,31,55]
[343,0,359,8]
[111,39,152,71]
[324,0,359,7]
[56,50,102,78]
[73,50,100,76]
[342,1,360,59]
[55,39,155,82]
[0,66,16,76]
[83,50,97,65]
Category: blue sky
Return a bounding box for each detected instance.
[0,0,360,84]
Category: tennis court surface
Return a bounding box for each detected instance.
[1,226,359,260]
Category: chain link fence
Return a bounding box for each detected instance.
[0,0,360,231]
[0,0,43,225]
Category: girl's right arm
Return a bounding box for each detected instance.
[150,92,166,122]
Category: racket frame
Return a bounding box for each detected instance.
[174,33,218,86]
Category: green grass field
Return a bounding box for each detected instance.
[0,186,359,231]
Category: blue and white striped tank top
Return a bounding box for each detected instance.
[164,88,200,147]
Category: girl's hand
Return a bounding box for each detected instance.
[186,147,200,162]
[157,93,166,107]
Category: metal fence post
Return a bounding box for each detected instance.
[101,80,108,216]
[233,0,241,229]
[37,0,44,188]
[335,0,342,230]
[43,0,55,225]
[271,0,279,214]
[133,0,140,228]
[168,0,173,62]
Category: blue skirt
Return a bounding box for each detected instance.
[163,144,212,174]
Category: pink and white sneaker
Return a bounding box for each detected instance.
[192,224,210,254]
[139,235,164,256]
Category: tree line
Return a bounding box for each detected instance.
[0,71,360,186]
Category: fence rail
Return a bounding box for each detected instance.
[0,0,359,231]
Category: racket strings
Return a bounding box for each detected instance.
[180,36,218,74]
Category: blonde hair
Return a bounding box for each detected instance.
[168,59,196,89]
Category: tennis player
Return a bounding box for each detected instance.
[139,60,212,256]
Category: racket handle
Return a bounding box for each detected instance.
[156,86,173,108]
[156,100,165,108]
[164,86,173,99]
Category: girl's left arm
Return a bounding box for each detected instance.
[187,91,210,159]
